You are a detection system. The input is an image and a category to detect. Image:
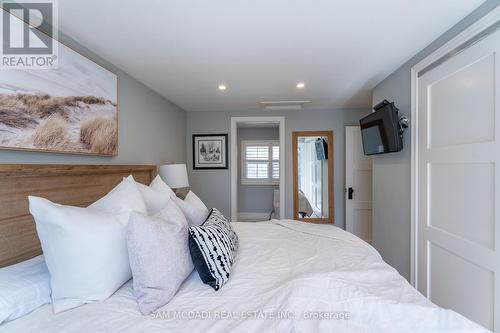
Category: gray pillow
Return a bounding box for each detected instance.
[126,199,194,315]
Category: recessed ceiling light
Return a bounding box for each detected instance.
[218,84,227,91]
[296,82,305,89]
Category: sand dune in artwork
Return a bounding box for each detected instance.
[0,93,118,155]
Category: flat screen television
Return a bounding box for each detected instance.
[359,100,403,155]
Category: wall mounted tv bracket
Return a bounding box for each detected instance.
[373,99,409,137]
[398,115,409,136]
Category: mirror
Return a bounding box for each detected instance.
[292,131,334,223]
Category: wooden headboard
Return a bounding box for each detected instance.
[0,164,156,268]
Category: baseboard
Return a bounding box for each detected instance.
[237,212,270,222]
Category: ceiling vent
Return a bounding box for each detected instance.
[260,100,310,111]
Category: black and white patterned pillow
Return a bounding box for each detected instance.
[188,208,239,290]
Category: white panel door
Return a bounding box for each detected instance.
[345,126,372,243]
[416,27,500,331]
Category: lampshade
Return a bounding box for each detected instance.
[159,164,189,189]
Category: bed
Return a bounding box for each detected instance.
[0,165,489,332]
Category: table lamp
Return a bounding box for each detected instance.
[159,164,189,195]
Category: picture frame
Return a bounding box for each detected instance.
[0,9,118,156]
[192,134,228,170]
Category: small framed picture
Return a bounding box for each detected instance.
[192,134,228,169]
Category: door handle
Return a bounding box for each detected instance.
[348,187,354,200]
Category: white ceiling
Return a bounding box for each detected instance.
[58,0,484,112]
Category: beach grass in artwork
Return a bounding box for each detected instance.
[0,93,117,154]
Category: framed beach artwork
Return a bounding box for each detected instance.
[0,12,118,155]
[192,134,228,169]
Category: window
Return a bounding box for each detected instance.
[241,140,279,185]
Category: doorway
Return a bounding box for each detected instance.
[230,117,285,222]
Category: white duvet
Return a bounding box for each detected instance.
[0,220,488,333]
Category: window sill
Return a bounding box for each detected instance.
[241,181,279,186]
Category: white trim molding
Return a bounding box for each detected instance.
[230,116,285,222]
[410,5,500,288]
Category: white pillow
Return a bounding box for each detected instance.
[126,175,175,215]
[89,176,147,225]
[149,175,176,198]
[0,256,51,324]
[29,178,147,313]
[173,191,209,227]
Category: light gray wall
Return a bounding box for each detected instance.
[186,108,370,227]
[237,127,279,214]
[371,0,500,281]
[0,30,186,166]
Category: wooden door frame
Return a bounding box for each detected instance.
[292,130,334,224]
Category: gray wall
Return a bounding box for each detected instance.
[237,127,279,214]
[0,31,186,166]
[371,0,500,281]
[186,108,370,227]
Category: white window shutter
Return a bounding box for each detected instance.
[241,140,279,185]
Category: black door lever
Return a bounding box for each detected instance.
[348,187,354,200]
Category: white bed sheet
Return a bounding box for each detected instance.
[0,220,489,333]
